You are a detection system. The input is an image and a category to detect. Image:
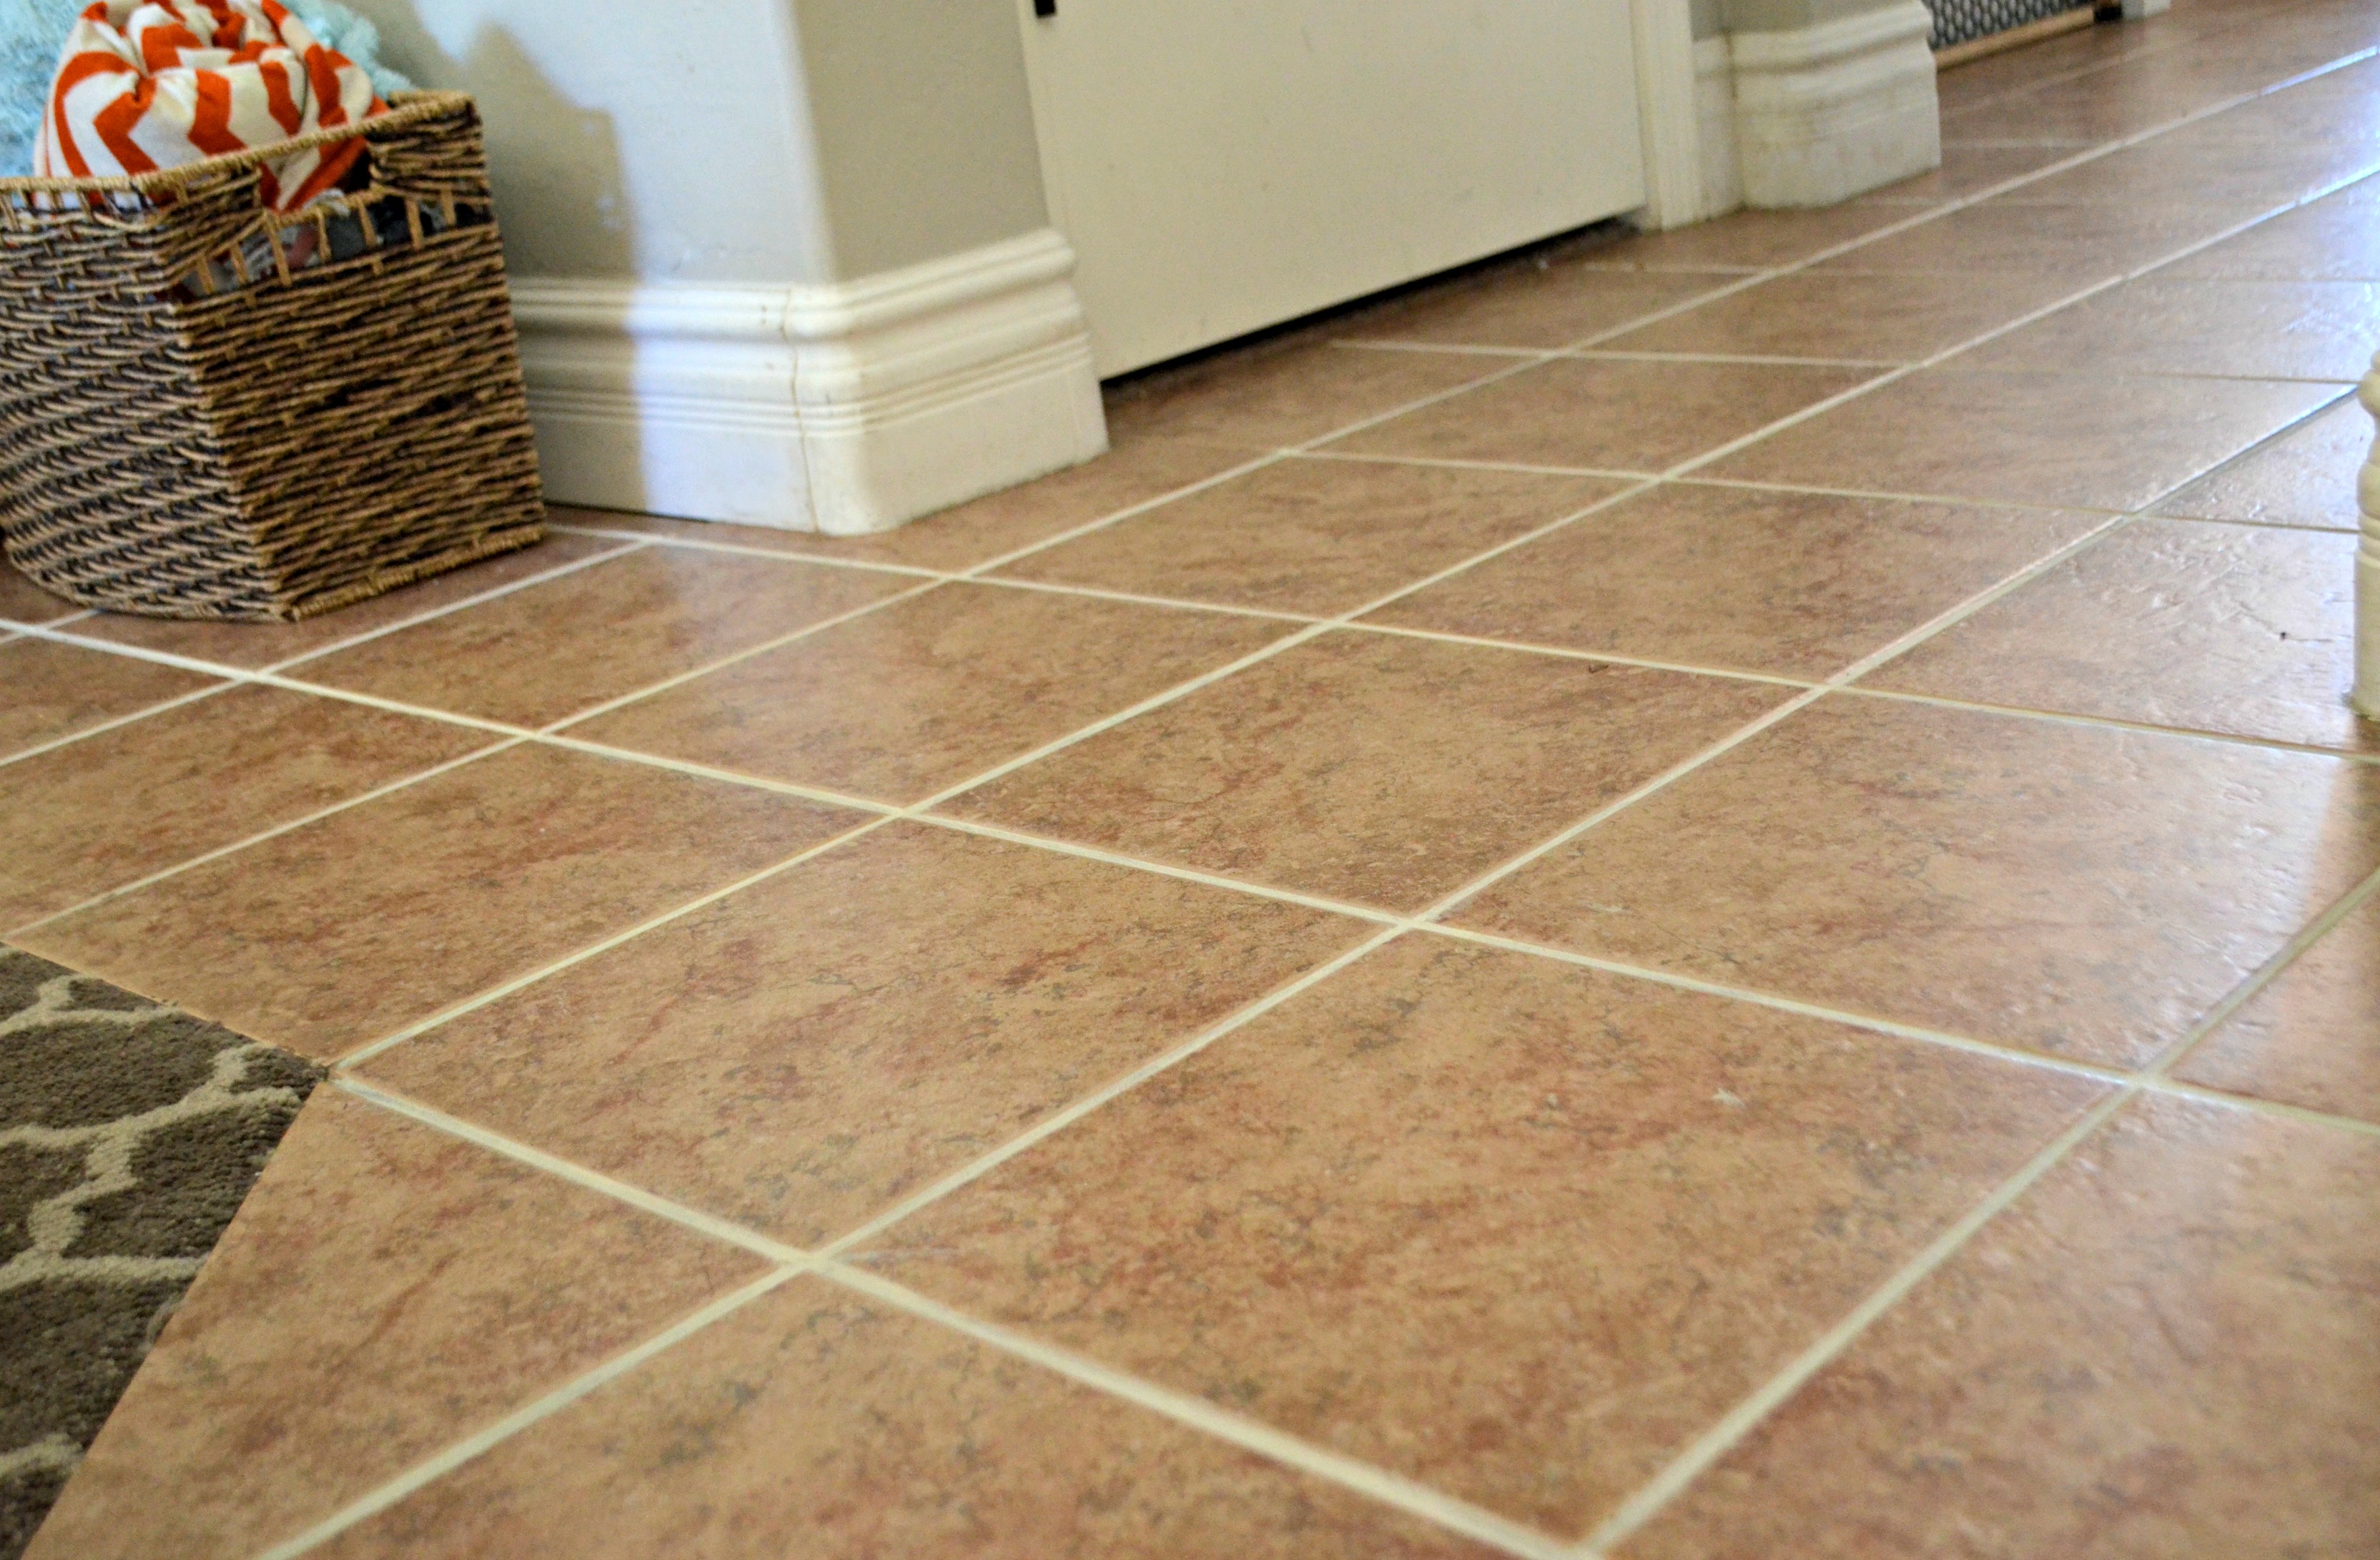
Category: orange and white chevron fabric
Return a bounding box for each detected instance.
[34,0,385,209]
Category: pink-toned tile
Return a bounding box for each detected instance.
[22,1088,764,1560]
[1812,200,2240,280]
[2153,395,2369,530]
[1101,342,1501,452]
[1326,357,1877,474]
[1576,205,1923,270]
[0,638,217,761]
[1366,483,2101,678]
[1335,263,1738,350]
[1855,142,2080,202]
[2161,181,2380,281]
[361,821,1369,1245]
[291,545,915,728]
[569,583,1289,804]
[943,630,1784,912]
[57,533,633,670]
[1455,696,2380,1067]
[315,1277,1499,1560]
[994,458,1625,616]
[2176,887,2380,1122]
[1960,277,2380,382]
[1621,1095,2380,1560]
[18,743,864,1059]
[1868,519,2373,754]
[1597,269,2091,364]
[1993,131,2379,209]
[856,934,2107,1539]
[0,687,495,931]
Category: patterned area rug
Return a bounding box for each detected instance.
[0,949,320,1559]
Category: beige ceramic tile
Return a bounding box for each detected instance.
[0,561,79,625]
[1855,142,2083,202]
[1937,76,2216,146]
[21,1088,764,1560]
[1597,269,2090,363]
[1994,133,2379,210]
[18,743,864,1058]
[0,638,217,761]
[315,1277,1499,1560]
[2153,394,2369,530]
[1454,696,2380,1067]
[1335,263,1738,350]
[290,545,915,728]
[0,687,495,932]
[2176,889,2380,1122]
[1811,199,2238,279]
[2184,59,2380,144]
[858,935,2108,1539]
[2161,181,2380,281]
[1576,204,1924,270]
[1868,519,2372,754]
[1101,341,1501,451]
[1366,483,2102,678]
[1703,368,2341,511]
[994,458,1625,616]
[550,436,1258,574]
[569,583,1289,804]
[1327,357,1877,474]
[1621,1095,2380,1560]
[58,533,633,670]
[363,821,1368,1245]
[943,629,1783,912]
[1960,277,2380,381]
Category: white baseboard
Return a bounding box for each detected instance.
[1693,36,1744,220]
[1730,1,1942,208]
[510,229,1108,535]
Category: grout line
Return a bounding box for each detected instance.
[1287,448,1659,481]
[2150,862,2380,1079]
[0,680,239,774]
[1831,681,2380,764]
[527,734,904,816]
[2144,1077,2380,1139]
[1567,348,1907,369]
[1333,339,1547,358]
[1338,621,1822,691]
[947,570,1323,625]
[543,521,951,580]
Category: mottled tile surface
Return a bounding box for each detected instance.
[1621,1096,2380,1560]
[0,638,217,762]
[314,1279,1501,1560]
[1335,263,1736,350]
[2162,182,2380,281]
[1599,269,2090,363]
[1960,277,2380,382]
[2153,394,2369,530]
[1102,342,1498,451]
[944,631,1784,911]
[0,564,81,625]
[1327,357,1877,474]
[569,584,1290,804]
[1456,696,2380,1066]
[1809,200,2236,280]
[1575,204,1922,270]
[291,546,915,728]
[995,459,1624,616]
[2177,888,2380,1122]
[19,744,864,1058]
[1869,520,2371,753]
[21,1090,763,1560]
[1366,483,2102,678]
[361,822,1369,1245]
[859,936,2106,1539]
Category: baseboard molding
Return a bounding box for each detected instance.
[1693,36,1744,220]
[510,228,1108,535]
[1731,0,1942,208]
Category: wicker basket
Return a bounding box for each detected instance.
[0,92,544,621]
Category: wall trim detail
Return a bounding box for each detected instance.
[1729,0,1941,208]
[1629,0,1710,229]
[510,228,1108,535]
[2355,357,2380,718]
[1692,36,1743,221]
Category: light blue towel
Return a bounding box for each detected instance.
[0,0,413,178]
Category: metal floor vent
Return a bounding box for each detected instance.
[1925,0,2092,49]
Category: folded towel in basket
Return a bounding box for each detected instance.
[34,0,383,208]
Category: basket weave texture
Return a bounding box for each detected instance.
[0,92,544,621]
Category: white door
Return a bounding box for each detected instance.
[1017,0,1649,375]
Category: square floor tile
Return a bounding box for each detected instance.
[855,934,2107,1539]
[0,639,217,762]
[550,436,1258,576]
[1996,134,2379,210]
[2161,183,2380,283]
[1102,342,1500,452]
[1867,519,2371,753]
[313,1276,1498,1560]
[0,563,80,626]
[1702,368,2341,511]
[56,534,633,671]
[942,630,1784,912]
[1576,205,1923,270]
[0,688,495,932]
[1365,483,2102,679]
[2176,889,2380,1122]
[1453,696,2380,1067]
[21,1089,764,1560]
[18,744,865,1059]
[568,583,1290,804]
[1325,357,1876,474]
[1335,263,1737,350]
[1596,270,2091,364]
[290,546,915,729]
[1856,143,2082,202]
[1959,277,2380,382]
[1811,199,2238,280]
[2184,61,2380,144]
[1620,1095,2380,1560]
[2153,394,2369,530]
[360,821,1371,1246]
[993,458,1624,616]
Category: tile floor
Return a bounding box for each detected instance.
[6,0,2378,1552]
